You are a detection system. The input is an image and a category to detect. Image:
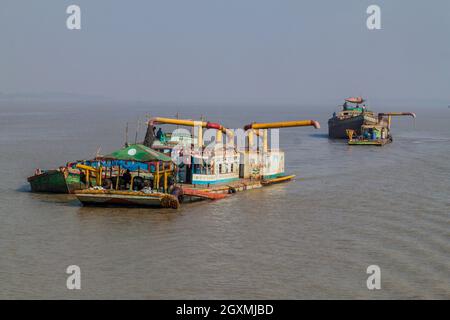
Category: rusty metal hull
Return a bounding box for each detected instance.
[328,115,366,139]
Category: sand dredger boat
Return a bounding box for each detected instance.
[328,97,378,139]
[346,112,416,146]
[145,116,319,185]
[74,116,321,209]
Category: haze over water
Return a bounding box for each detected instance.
[1,0,449,299]
[0,101,448,299]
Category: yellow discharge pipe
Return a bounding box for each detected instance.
[149,117,233,147]
[378,112,416,118]
[151,117,205,147]
[377,112,416,129]
[150,117,230,133]
[244,120,320,152]
[244,120,321,131]
[150,117,204,127]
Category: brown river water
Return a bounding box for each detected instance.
[0,101,448,299]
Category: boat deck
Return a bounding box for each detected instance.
[182,178,261,192]
[181,175,295,195]
[348,139,391,146]
[75,175,295,209]
[75,189,180,209]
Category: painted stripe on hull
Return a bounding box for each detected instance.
[262,172,285,180]
[192,177,239,185]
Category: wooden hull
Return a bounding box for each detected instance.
[27,170,87,194]
[75,175,295,209]
[75,190,180,209]
[348,137,392,146]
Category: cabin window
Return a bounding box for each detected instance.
[219,164,222,174]
[231,164,233,173]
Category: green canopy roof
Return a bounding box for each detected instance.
[104,144,172,162]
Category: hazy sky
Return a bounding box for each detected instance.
[1,0,449,105]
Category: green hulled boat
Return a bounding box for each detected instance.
[27,169,89,194]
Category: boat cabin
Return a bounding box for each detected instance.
[79,144,176,193]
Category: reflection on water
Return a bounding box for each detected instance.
[0,102,449,299]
